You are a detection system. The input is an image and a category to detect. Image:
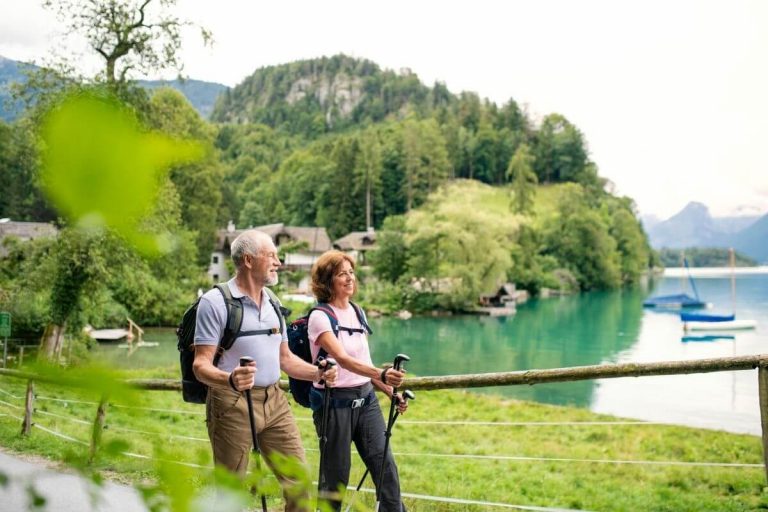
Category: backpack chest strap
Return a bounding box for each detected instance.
[334,325,367,335]
[238,327,281,337]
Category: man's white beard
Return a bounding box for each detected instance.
[265,274,279,287]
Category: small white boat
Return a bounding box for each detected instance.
[684,319,757,331]
[681,249,757,333]
[87,328,130,341]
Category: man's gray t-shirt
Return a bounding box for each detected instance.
[194,279,287,387]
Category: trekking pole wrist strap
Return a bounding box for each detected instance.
[380,368,388,384]
[228,372,238,392]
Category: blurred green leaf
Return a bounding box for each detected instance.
[40,91,204,255]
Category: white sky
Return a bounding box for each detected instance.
[1,0,767,220]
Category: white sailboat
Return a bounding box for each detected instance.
[682,249,756,331]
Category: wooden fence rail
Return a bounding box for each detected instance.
[2,354,768,481]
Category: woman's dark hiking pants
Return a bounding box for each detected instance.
[311,383,407,512]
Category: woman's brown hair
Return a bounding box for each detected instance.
[311,250,357,303]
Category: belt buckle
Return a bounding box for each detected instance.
[351,398,365,409]
[270,327,279,335]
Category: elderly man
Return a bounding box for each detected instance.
[193,229,336,511]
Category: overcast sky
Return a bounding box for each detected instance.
[1,0,767,220]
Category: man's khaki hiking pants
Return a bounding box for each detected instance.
[207,383,309,511]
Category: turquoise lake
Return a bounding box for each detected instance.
[102,270,768,435]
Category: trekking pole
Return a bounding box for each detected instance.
[374,353,409,512]
[344,390,414,512]
[240,356,268,512]
[316,357,336,512]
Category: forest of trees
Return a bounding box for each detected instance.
[0,1,654,344]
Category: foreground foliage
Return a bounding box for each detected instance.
[0,370,764,512]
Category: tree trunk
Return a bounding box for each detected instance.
[39,322,66,361]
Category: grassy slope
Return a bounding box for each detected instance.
[0,374,764,512]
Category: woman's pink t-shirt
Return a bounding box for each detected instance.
[308,304,372,388]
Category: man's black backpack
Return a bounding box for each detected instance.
[287,302,372,407]
[176,283,287,404]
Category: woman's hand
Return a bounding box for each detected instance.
[394,392,409,414]
[316,359,338,387]
[381,367,405,388]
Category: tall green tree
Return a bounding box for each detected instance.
[356,129,383,229]
[532,114,588,184]
[401,118,451,211]
[507,143,538,214]
[147,88,222,263]
[0,119,56,221]
[369,216,408,283]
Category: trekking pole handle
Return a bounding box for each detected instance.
[239,356,254,367]
[393,353,410,372]
[316,356,336,385]
[389,353,410,392]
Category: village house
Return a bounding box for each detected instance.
[0,219,58,257]
[332,227,377,265]
[208,221,332,290]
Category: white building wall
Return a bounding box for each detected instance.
[207,251,230,283]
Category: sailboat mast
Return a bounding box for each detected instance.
[729,247,736,312]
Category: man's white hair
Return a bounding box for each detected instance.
[231,230,273,268]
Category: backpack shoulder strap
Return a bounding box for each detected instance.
[263,287,287,335]
[350,301,373,335]
[214,283,243,352]
[307,303,337,361]
[311,303,339,328]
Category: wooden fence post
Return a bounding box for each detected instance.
[21,379,34,436]
[758,365,768,484]
[89,396,108,463]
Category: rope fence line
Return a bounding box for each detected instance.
[296,416,670,427]
[393,451,763,468]
[34,408,92,425]
[0,398,22,410]
[0,387,20,399]
[0,400,759,470]
[5,385,678,427]
[34,395,206,415]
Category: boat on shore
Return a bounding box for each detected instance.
[85,327,131,342]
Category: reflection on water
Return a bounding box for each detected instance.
[99,274,768,434]
[369,287,646,408]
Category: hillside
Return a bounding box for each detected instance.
[211,54,450,136]
[0,56,34,121]
[138,78,228,119]
[0,55,227,121]
[727,214,768,263]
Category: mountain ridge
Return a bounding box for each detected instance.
[646,201,767,262]
[0,55,228,120]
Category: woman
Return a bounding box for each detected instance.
[307,250,408,512]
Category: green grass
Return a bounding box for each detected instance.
[0,374,766,511]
